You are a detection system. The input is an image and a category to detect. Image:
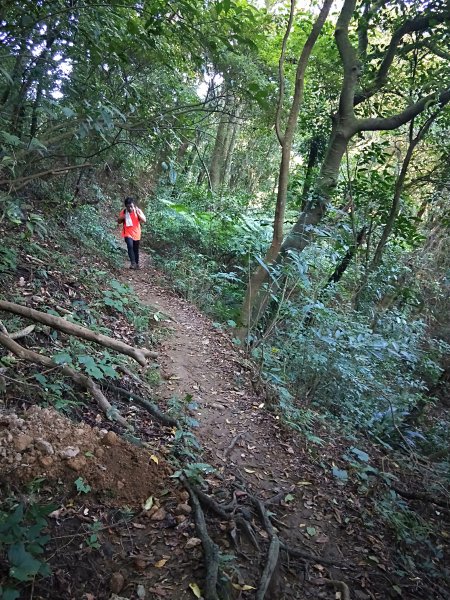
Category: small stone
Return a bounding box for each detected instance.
[59,446,80,459]
[110,571,125,594]
[175,515,186,524]
[13,434,33,452]
[179,490,189,502]
[210,402,225,410]
[39,456,54,468]
[185,537,201,549]
[35,439,54,455]
[101,431,119,446]
[175,503,192,516]
[150,507,167,521]
[66,456,87,472]
[133,557,148,570]
[95,447,105,458]
[117,480,125,490]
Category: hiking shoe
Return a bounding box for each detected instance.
[130,263,136,269]
[135,264,141,270]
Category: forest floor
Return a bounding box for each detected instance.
[1,245,448,600]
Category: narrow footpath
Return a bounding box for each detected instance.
[119,254,387,600]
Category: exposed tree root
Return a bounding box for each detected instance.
[181,476,221,600]
[0,300,157,366]
[188,481,349,572]
[279,542,347,568]
[256,535,280,600]
[392,485,449,509]
[322,578,351,600]
[0,333,130,429]
[106,383,179,428]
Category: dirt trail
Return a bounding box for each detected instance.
[124,256,306,490]
[119,255,367,599]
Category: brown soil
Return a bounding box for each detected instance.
[0,406,170,506]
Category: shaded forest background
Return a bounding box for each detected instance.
[0,0,449,597]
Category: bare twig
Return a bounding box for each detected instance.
[223,432,243,459]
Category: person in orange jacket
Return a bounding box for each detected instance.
[117,197,146,269]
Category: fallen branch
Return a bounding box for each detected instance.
[106,384,179,428]
[0,333,130,429]
[223,432,243,459]
[181,476,220,600]
[9,325,36,340]
[1,163,93,192]
[0,300,156,366]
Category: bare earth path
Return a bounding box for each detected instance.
[118,255,387,600]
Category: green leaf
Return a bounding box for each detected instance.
[0,131,22,147]
[61,107,75,118]
[34,373,48,385]
[77,355,104,379]
[332,467,348,482]
[8,543,42,581]
[349,447,369,462]
[74,477,91,494]
[2,588,20,600]
[306,526,316,536]
[53,352,73,366]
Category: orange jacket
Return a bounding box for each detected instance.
[119,208,143,240]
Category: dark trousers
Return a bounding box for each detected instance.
[125,237,140,265]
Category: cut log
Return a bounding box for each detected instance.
[0,300,156,366]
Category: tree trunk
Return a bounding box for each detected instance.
[240,0,334,331]
[300,137,320,208]
[282,127,350,254]
[222,106,241,188]
[326,225,367,286]
[209,113,229,192]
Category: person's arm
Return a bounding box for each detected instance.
[117,209,125,224]
[136,207,146,223]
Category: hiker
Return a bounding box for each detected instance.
[117,197,146,269]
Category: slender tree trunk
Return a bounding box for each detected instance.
[354,110,443,308]
[222,106,241,188]
[29,77,44,139]
[240,0,334,331]
[300,137,320,208]
[327,226,367,286]
[209,112,229,192]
